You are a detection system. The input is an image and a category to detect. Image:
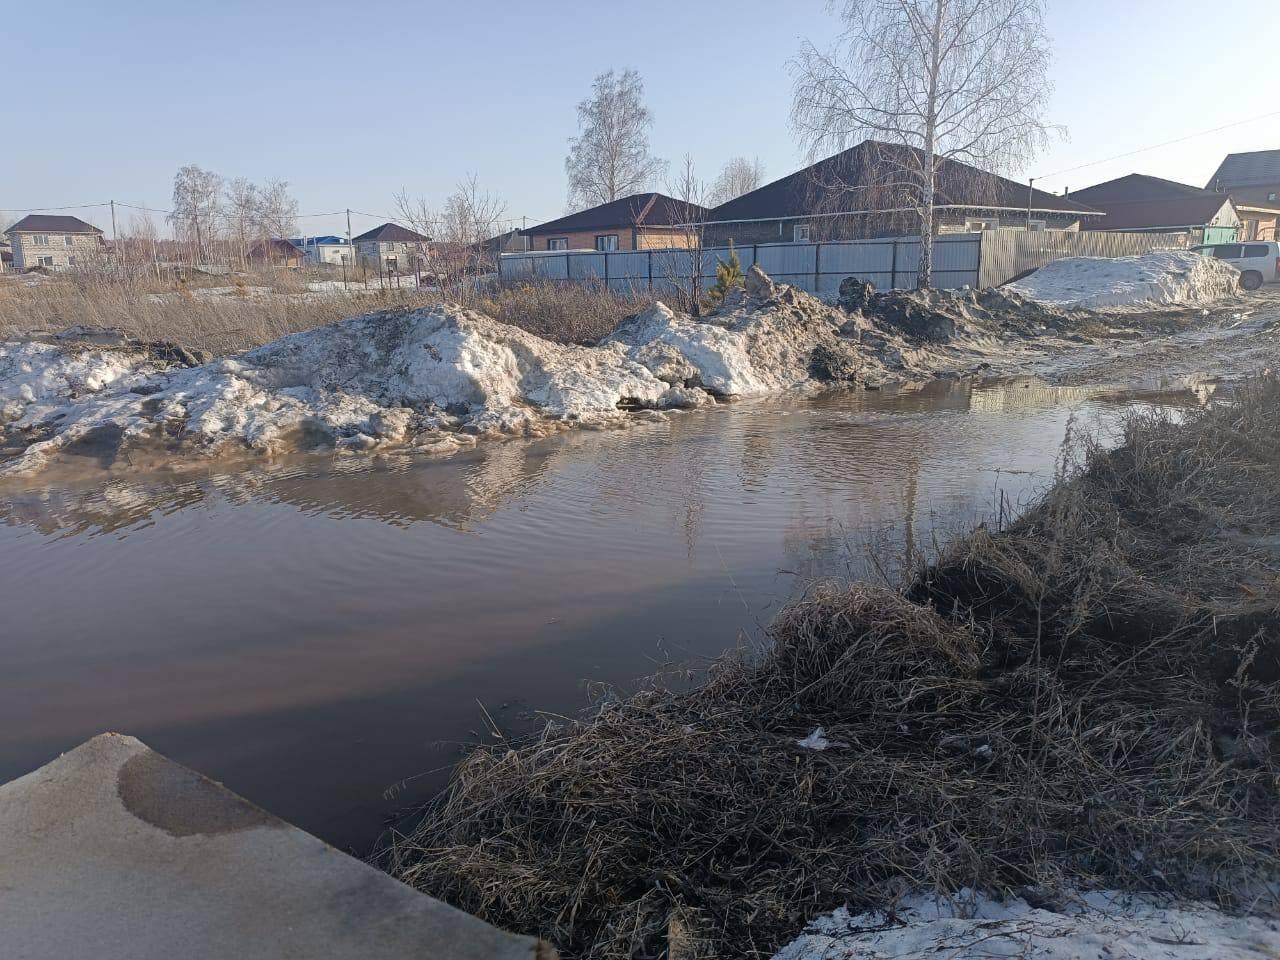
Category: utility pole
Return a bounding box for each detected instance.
[110,200,119,275]
[1026,178,1035,230]
[346,207,361,288]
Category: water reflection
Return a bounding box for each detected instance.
[0,377,1214,852]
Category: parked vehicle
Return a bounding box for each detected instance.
[1190,241,1280,290]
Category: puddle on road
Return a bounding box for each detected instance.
[0,375,1215,852]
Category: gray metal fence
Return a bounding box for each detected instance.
[976,229,1189,287]
[498,228,1192,295]
[498,235,982,295]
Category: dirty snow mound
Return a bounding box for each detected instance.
[1006,251,1239,311]
[0,340,162,426]
[773,891,1280,960]
[0,305,707,475]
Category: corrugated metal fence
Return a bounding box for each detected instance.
[498,235,982,295]
[976,229,1189,287]
[498,229,1191,294]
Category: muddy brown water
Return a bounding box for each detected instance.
[0,376,1214,853]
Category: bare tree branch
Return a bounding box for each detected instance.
[790,0,1058,287]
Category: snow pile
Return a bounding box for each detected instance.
[0,340,162,426]
[1006,251,1240,311]
[773,891,1280,960]
[0,270,891,475]
[607,270,867,396]
[0,305,712,475]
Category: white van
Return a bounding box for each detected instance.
[1191,241,1280,291]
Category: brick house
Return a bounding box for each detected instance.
[4,214,104,270]
[352,223,432,273]
[701,141,1102,246]
[1207,150,1280,241]
[1070,174,1240,244]
[521,193,707,252]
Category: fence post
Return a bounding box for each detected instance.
[565,251,571,283]
[604,250,610,289]
[814,242,821,294]
[890,240,899,290]
[648,250,653,291]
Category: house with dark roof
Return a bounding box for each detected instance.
[4,214,104,271]
[247,238,305,268]
[352,223,432,273]
[701,141,1102,246]
[521,193,707,252]
[1069,174,1239,244]
[1206,150,1280,241]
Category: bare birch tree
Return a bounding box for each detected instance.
[709,156,766,206]
[255,178,299,245]
[168,165,223,263]
[565,69,665,211]
[659,155,712,316]
[225,177,260,266]
[791,0,1054,288]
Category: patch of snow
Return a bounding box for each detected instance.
[0,341,160,426]
[0,305,709,475]
[797,728,831,750]
[1006,251,1240,312]
[772,890,1280,960]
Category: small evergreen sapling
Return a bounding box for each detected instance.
[707,241,743,307]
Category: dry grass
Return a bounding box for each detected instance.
[0,274,654,356]
[470,281,654,346]
[383,377,1280,959]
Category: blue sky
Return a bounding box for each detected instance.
[5,0,1277,238]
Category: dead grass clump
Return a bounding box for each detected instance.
[0,275,653,356]
[470,281,654,345]
[385,376,1280,959]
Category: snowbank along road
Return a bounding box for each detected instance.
[0,254,1254,477]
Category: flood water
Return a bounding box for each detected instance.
[0,376,1210,853]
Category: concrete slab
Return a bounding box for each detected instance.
[0,734,554,959]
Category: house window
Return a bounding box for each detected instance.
[793,224,811,243]
[1026,220,1047,232]
[1269,192,1278,202]
[64,235,74,246]
[595,235,618,252]
[67,256,77,266]
[32,234,49,245]
[385,257,398,272]
[547,238,569,251]
[36,256,54,267]
[965,218,1000,232]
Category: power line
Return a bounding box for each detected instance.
[0,202,112,213]
[1036,109,1280,181]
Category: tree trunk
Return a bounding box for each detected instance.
[918,0,944,291]
[919,150,934,290]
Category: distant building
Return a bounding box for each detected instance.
[1207,150,1280,241]
[247,238,305,267]
[352,223,431,273]
[701,141,1102,246]
[520,193,707,252]
[1070,174,1239,244]
[4,215,104,270]
[0,239,13,273]
[288,235,355,267]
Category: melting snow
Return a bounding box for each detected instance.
[1006,251,1240,311]
[0,257,1244,475]
[772,890,1280,960]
